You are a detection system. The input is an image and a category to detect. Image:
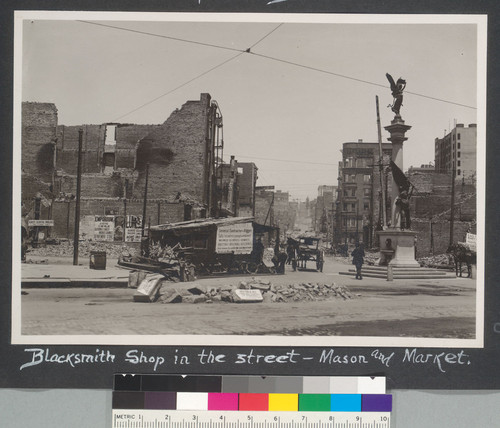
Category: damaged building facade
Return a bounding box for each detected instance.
[21,94,233,243]
[335,140,393,247]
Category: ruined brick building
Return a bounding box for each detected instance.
[21,94,230,241]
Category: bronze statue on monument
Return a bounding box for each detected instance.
[389,160,414,230]
[386,73,406,116]
[375,73,419,268]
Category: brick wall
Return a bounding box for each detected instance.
[21,173,52,202]
[412,219,474,257]
[58,174,124,198]
[56,124,160,173]
[56,125,104,174]
[409,171,475,221]
[22,102,58,183]
[131,94,211,201]
[254,191,273,225]
[115,124,160,168]
[51,199,185,238]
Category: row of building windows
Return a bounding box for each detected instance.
[343,188,371,197]
[343,174,371,183]
[343,202,370,212]
[343,157,371,168]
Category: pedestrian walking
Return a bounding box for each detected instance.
[351,242,365,280]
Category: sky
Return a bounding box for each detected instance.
[19,13,482,201]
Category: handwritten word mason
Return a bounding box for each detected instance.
[319,349,369,364]
[20,348,115,370]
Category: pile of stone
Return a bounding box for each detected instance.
[131,273,353,304]
[364,252,379,266]
[418,253,453,268]
[27,239,139,259]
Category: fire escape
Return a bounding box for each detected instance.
[206,100,224,218]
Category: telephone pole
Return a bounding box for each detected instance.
[73,128,83,265]
[376,96,387,229]
[142,162,150,237]
[449,168,456,246]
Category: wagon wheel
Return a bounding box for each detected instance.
[245,262,260,274]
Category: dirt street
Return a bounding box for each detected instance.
[20,256,477,339]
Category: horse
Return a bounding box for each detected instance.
[447,244,476,278]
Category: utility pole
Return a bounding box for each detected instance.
[264,192,275,226]
[123,198,127,242]
[73,128,83,266]
[449,168,456,246]
[356,201,360,244]
[376,96,387,229]
[142,162,150,237]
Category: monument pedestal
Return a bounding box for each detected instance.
[377,229,419,268]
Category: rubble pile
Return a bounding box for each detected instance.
[27,239,140,259]
[364,252,379,266]
[121,242,196,283]
[418,253,453,268]
[131,273,354,304]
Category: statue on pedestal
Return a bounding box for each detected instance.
[386,73,406,116]
[390,160,414,230]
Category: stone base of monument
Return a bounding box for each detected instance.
[339,265,456,279]
[376,229,419,268]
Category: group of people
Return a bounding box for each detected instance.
[255,236,366,279]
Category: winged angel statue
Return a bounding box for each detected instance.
[386,73,406,116]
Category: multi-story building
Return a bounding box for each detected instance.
[21,94,226,240]
[218,156,239,217]
[335,140,392,247]
[235,162,258,217]
[314,185,337,240]
[254,188,297,237]
[434,123,476,183]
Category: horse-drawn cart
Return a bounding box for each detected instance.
[296,236,324,272]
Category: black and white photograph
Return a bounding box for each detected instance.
[13,11,486,347]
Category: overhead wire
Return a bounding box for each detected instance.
[77,20,243,53]
[233,154,337,166]
[112,51,245,121]
[248,51,476,110]
[96,22,284,121]
[77,20,477,117]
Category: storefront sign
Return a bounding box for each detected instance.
[28,219,54,227]
[215,222,253,254]
[94,216,114,241]
[466,233,477,251]
[125,228,143,242]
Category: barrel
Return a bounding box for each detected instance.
[90,251,106,270]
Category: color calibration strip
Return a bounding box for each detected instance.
[113,375,390,412]
[114,374,386,394]
[113,391,391,412]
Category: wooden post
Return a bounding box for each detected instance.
[376,96,387,228]
[141,162,149,237]
[449,168,456,246]
[73,128,83,265]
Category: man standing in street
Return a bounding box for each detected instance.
[351,242,365,280]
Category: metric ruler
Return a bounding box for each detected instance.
[112,410,391,428]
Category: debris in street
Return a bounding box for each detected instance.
[154,278,353,304]
[128,270,148,289]
[26,238,140,259]
[133,274,164,302]
[232,289,264,303]
[120,242,196,282]
[418,253,453,268]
